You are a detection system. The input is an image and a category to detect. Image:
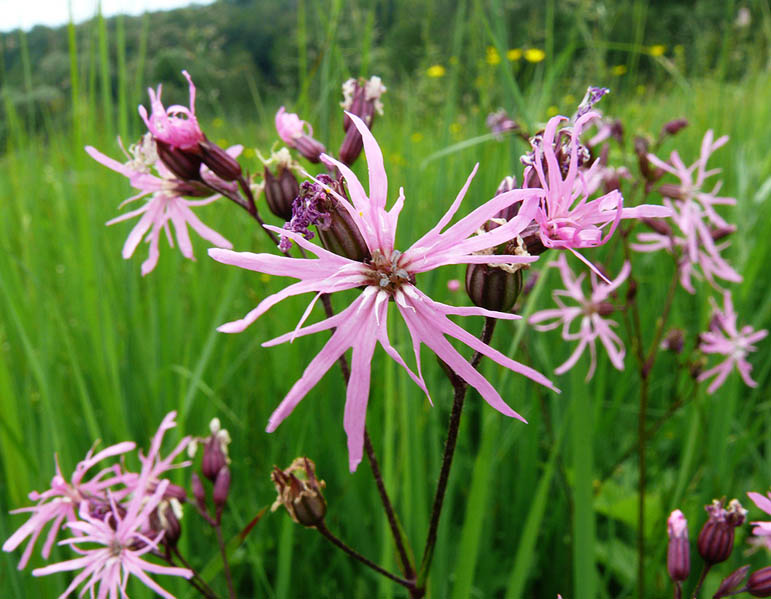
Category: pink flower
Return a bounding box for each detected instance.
[747,491,771,550]
[138,70,203,150]
[3,442,135,570]
[529,255,629,380]
[86,136,234,275]
[633,198,741,293]
[525,112,669,274]
[32,481,192,599]
[275,107,326,163]
[647,130,735,227]
[275,106,313,143]
[210,113,557,471]
[697,292,767,393]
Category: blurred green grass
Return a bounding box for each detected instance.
[1,2,770,598]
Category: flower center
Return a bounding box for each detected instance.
[365,250,414,294]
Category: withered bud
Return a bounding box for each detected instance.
[493,176,522,222]
[152,500,183,547]
[264,165,300,221]
[714,565,750,598]
[199,137,242,181]
[661,118,689,137]
[697,499,747,565]
[597,302,616,316]
[339,124,365,166]
[661,328,685,353]
[156,140,203,181]
[213,466,231,508]
[271,457,326,527]
[310,176,371,262]
[192,472,206,512]
[667,509,690,582]
[341,76,386,131]
[748,566,771,597]
[465,264,523,313]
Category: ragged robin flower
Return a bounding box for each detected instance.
[210,113,558,471]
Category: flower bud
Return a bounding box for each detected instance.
[163,482,188,503]
[280,175,371,262]
[152,499,183,547]
[641,216,672,236]
[661,118,688,137]
[202,436,227,482]
[156,140,203,181]
[465,263,523,313]
[711,225,737,242]
[339,124,364,165]
[271,457,326,527]
[341,76,386,131]
[263,165,300,221]
[666,509,690,582]
[697,499,747,565]
[199,137,242,181]
[192,472,206,512]
[748,567,771,597]
[275,107,326,163]
[213,466,231,508]
[714,565,750,598]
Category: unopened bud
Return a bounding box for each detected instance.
[192,472,206,511]
[163,483,188,503]
[661,118,688,137]
[465,264,523,313]
[658,183,686,200]
[202,436,227,482]
[213,466,231,508]
[199,137,242,181]
[339,124,364,166]
[156,140,202,181]
[714,565,750,598]
[493,176,522,221]
[698,499,746,565]
[748,567,771,597]
[271,457,326,527]
[666,509,690,582]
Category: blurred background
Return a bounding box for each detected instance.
[1,1,770,598]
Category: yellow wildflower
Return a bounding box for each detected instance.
[450,122,462,135]
[524,48,546,63]
[507,48,523,61]
[260,274,271,283]
[486,46,501,65]
[427,64,446,78]
[546,105,559,117]
[411,132,424,143]
[648,44,666,57]
[611,64,627,76]
[212,117,225,128]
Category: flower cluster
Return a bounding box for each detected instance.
[87,71,240,275]
[3,412,193,598]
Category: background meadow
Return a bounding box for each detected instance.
[1,0,770,597]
